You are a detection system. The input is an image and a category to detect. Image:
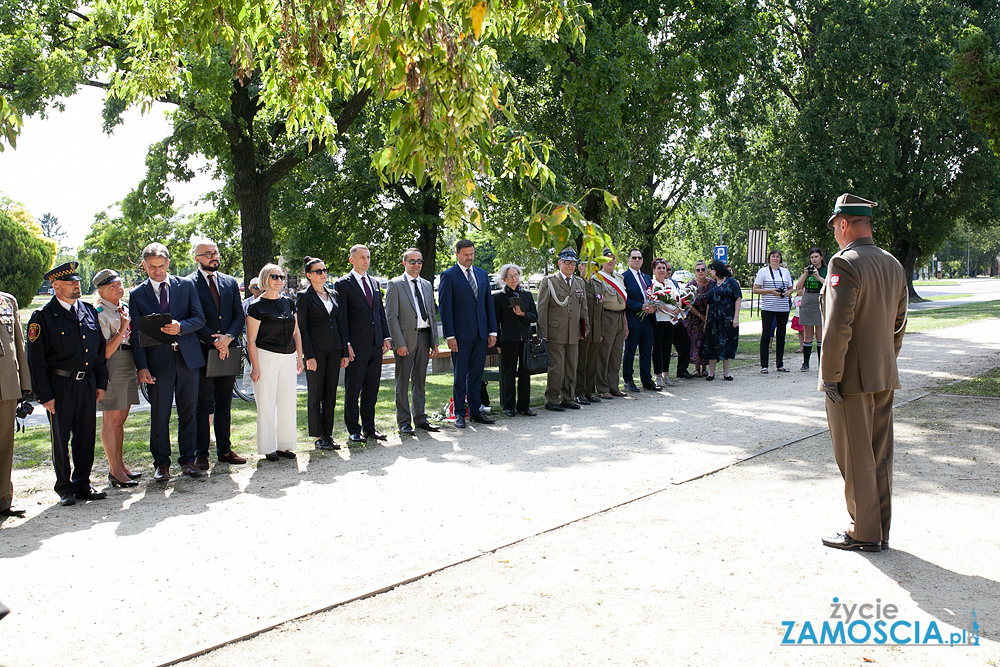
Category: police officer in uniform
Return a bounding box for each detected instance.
[537,248,589,411]
[26,263,109,506]
[819,194,908,552]
[1,289,31,517]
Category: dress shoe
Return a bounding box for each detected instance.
[587,394,601,403]
[195,456,210,471]
[74,489,108,501]
[180,463,203,477]
[264,452,280,462]
[0,507,26,517]
[503,409,516,417]
[544,404,565,412]
[58,494,76,507]
[575,396,591,405]
[348,433,365,443]
[317,437,339,450]
[363,431,388,441]
[154,465,170,482]
[821,531,881,552]
[454,415,467,428]
[561,402,581,410]
[108,473,138,489]
[517,408,537,416]
[400,425,416,435]
[610,388,628,397]
[599,392,614,400]
[276,450,297,459]
[642,382,661,391]
[416,422,440,432]
[471,414,495,425]
[677,370,696,380]
[625,383,640,392]
[218,450,247,464]
[881,541,889,551]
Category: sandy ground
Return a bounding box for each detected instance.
[1,319,998,667]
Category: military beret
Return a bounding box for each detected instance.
[828,193,878,227]
[93,269,120,288]
[44,262,80,282]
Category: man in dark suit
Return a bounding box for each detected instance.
[189,240,247,469]
[438,239,497,427]
[130,242,207,481]
[622,248,658,391]
[385,248,440,435]
[335,244,392,442]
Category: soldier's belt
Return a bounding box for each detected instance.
[51,369,91,381]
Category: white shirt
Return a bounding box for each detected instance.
[351,270,374,296]
[406,275,430,329]
[753,265,793,312]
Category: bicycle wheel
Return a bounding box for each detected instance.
[233,345,256,403]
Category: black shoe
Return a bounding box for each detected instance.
[400,425,416,435]
[517,408,537,416]
[705,375,715,381]
[74,489,108,501]
[416,422,441,432]
[503,409,516,417]
[276,450,297,459]
[625,383,640,392]
[881,541,889,551]
[264,452,280,461]
[108,473,138,489]
[363,431,388,441]
[471,414,495,425]
[0,507,26,517]
[317,439,338,450]
[723,375,734,381]
[544,404,566,412]
[587,395,601,403]
[821,532,882,552]
[575,396,591,405]
[642,383,661,391]
[58,494,76,507]
[561,402,581,410]
[454,415,467,428]
[126,472,142,480]
[348,433,365,443]
[677,370,696,380]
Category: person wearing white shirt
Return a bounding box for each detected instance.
[752,249,795,373]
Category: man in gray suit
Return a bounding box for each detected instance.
[385,248,440,435]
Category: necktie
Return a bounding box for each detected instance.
[466,268,478,298]
[158,283,169,312]
[362,275,373,307]
[74,303,83,321]
[207,273,221,310]
[412,278,428,321]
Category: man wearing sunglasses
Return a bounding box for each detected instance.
[189,239,247,468]
[130,242,207,481]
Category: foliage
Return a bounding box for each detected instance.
[0,200,58,305]
[37,212,67,249]
[951,14,1000,156]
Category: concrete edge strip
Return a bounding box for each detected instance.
[150,385,979,667]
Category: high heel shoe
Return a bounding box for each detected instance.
[126,472,142,480]
[109,473,139,488]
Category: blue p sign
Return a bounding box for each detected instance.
[714,245,728,263]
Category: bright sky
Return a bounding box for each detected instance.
[0,86,217,250]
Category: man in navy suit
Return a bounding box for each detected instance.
[189,240,247,469]
[622,248,659,391]
[438,239,497,427]
[335,244,392,442]
[130,242,207,480]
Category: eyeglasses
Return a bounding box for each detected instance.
[196,251,220,258]
[664,267,673,272]
[406,259,424,265]
[629,256,642,260]
[310,268,328,274]
[695,268,706,272]
[269,274,286,281]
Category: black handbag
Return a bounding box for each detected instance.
[523,326,550,374]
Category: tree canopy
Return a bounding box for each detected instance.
[0,197,58,305]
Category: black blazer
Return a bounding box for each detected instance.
[189,270,245,348]
[334,273,390,353]
[493,286,538,343]
[296,285,349,359]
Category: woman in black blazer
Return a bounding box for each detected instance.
[296,257,350,449]
[492,264,538,417]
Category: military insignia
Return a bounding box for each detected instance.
[829,274,840,287]
[28,322,41,342]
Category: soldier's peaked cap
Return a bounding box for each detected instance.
[828,193,877,228]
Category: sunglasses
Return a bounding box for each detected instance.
[269,274,286,281]
[696,268,706,272]
[406,259,424,265]
[310,268,328,274]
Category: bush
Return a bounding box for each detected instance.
[0,206,57,306]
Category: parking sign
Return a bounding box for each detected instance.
[714,245,728,263]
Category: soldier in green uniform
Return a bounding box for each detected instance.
[0,290,31,517]
[537,248,589,411]
[594,250,628,399]
[819,195,908,552]
[574,260,604,405]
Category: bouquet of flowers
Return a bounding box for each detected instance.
[642,281,698,321]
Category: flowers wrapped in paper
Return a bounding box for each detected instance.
[642,280,698,323]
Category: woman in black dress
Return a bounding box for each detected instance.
[296,256,349,450]
[492,264,538,417]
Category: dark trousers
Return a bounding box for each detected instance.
[149,351,199,467]
[307,349,342,438]
[453,336,487,417]
[760,310,790,369]
[196,363,235,458]
[498,341,531,411]
[623,318,653,386]
[48,374,96,496]
[344,346,381,435]
[652,320,691,375]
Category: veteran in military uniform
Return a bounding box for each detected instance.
[537,248,589,411]
[574,260,604,404]
[1,290,31,517]
[594,250,628,398]
[818,194,908,553]
[26,263,109,506]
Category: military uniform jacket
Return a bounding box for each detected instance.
[581,276,604,343]
[0,292,30,401]
[819,237,907,395]
[537,273,589,345]
[596,272,627,312]
[26,297,109,404]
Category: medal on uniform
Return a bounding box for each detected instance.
[0,298,12,335]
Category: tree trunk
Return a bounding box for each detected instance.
[235,179,274,288]
[891,237,922,301]
[417,194,440,282]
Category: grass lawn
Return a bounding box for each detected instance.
[923,293,972,301]
[904,300,1000,333]
[912,280,960,286]
[942,367,1000,398]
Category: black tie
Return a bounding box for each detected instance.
[207,273,221,309]
[158,283,169,312]
[412,278,428,321]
